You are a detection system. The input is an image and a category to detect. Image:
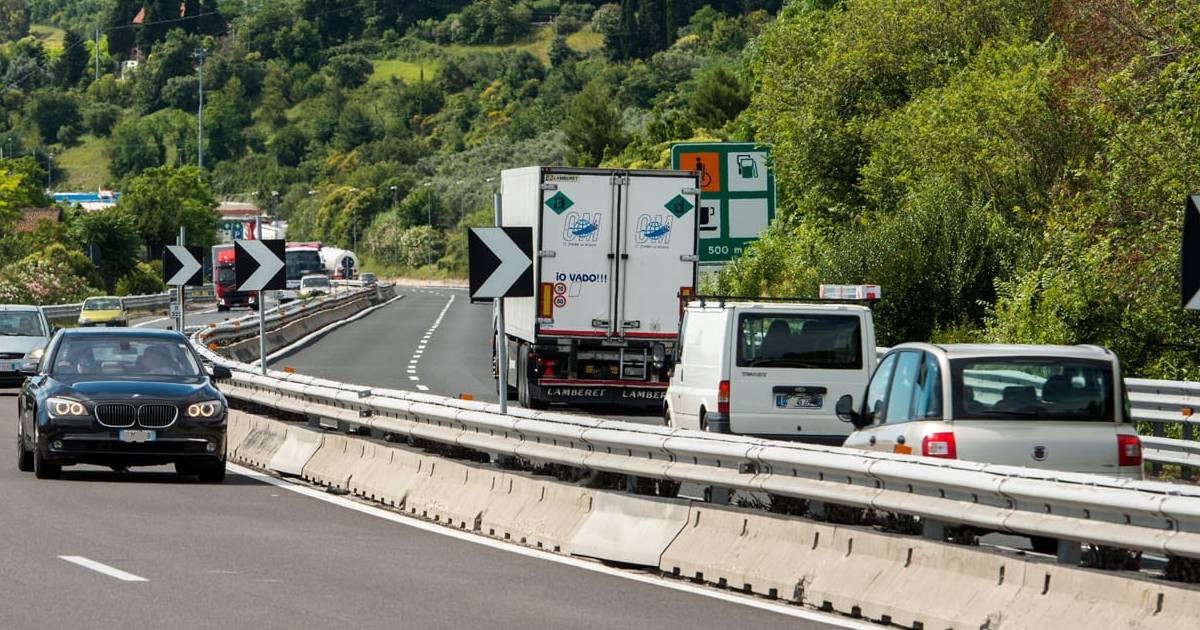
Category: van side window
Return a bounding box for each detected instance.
[884,351,922,423]
[911,353,943,420]
[863,353,898,424]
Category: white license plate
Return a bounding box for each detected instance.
[118,430,156,443]
[4,362,17,372]
[775,394,822,409]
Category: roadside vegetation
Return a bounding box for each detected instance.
[0,0,1198,379]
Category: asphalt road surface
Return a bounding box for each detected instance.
[277,287,663,424]
[0,392,859,629]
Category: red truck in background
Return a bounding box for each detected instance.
[212,243,258,311]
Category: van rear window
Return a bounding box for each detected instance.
[736,314,863,369]
[950,357,1114,421]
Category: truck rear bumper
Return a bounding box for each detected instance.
[536,379,666,407]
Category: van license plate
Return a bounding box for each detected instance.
[776,394,822,409]
[118,430,156,443]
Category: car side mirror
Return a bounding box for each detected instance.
[209,365,233,379]
[836,394,865,427]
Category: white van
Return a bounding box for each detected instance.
[666,294,877,444]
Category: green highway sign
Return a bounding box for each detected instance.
[670,142,775,265]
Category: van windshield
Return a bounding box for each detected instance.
[951,357,1114,421]
[736,314,863,369]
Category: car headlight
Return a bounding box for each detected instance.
[26,348,44,360]
[187,400,223,418]
[47,396,88,418]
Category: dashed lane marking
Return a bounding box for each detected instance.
[59,556,148,582]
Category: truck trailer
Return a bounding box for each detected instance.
[499,166,699,409]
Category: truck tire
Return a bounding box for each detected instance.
[517,347,548,410]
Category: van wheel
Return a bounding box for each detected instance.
[663,403,673,428]
[699,410,709,432]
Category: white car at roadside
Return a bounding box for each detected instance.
[838,343,1143,479]
[299,274,332,297]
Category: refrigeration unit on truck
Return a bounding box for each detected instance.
[499,166,700,409]
[212,244,258,311]
[320,246,358,279]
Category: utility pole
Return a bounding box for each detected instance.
[94,28,101,82]
[45,152,52,191]
[193,49,207,171]
[423,181,433,225]
[456,179,464,223]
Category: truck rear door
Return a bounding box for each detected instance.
[617,172,698,339]
[537,171,619,337]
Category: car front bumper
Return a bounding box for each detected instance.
[38,418,227,466]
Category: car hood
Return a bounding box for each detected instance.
[0,336,48,355]
[79,309,123,320]
[53,376,210,399]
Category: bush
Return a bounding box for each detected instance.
[115,262,166,296]
[324,54,373,89]
[0,247,100,305]
[82,103,123,136]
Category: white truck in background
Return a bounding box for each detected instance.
[320,246,359,279]
[499,166,700,409]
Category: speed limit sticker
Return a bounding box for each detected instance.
[554,282,567,295]
[553,295,567,308]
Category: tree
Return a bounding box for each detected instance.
[105,0,142,60]
[548,34,575,67]
[269,125,308,167]
[117,166,219,257]
[108,117,166,179]
[689,66,749,130]
[57,29,91,87]
[325,54,373,89]
[68,208,141,292]
[0,157,52,222]
[563,81,627,166]
[0,0,29,41]
[25,90,82,146]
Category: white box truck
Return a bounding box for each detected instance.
[499,166,700,409]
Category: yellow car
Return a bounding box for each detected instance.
[78,297,128,327]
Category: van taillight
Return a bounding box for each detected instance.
[921,432,957,459]
[717,380,730,415]
[1117,435,1142,467]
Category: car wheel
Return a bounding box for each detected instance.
[33,446,61,480]
[196,458,226,483]
[16,425,33,473]
[1030,536,1059,555]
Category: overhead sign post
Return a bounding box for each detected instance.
[670,142,775,265]
[470,206,534,415]
[1183,195,1200,309]
[235,238,286,374]
[162,229,203,332]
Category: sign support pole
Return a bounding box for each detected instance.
[493,192,508,415]
[258,290,267,375]
[177,226,186,332]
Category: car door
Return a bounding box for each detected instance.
[842,352,898,451]
[843,351,923,453]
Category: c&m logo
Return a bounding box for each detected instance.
[635,214,672,247]
[563,212,602,245]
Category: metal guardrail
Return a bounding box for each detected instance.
[40,285,216,321]
[195,284,394,347]
[192,336,1200,562]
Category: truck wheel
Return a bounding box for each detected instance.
[517,348,547,410]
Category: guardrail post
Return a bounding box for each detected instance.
[1152,422,1165,478]
[921,519,945,541]
[1185,422,1195,481]
[1057,540,1082,565]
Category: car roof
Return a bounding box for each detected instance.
[687,301,872,313]
[0,304,42,312]
[61,327,186,340]
[894,342,1115,361]
[83,295,121,302]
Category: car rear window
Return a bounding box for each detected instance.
[736,313,863,369]
[950,357,1114,421]
[84,298,122,310]
[0,311,45,336]
[52,336,200,377]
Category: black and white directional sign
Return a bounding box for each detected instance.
[162,245,204,286]
[234,239,286,292]
[468,227,533,299]
[1183,195,1200,309]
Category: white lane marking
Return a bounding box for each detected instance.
[416,384,430,391]
[409,376,419,381]
[407,294,456,392]
[229,465,876,629]
[59,556,148,582]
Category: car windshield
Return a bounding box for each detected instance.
[51,336,200,377]
[951,357,1115,421]
[302,276,330,288]
[736,313,863,369]
[286,250,323,281]
[84,298,121,311]
[0,311,45,337]
[360,273,376,283]
[217,266,236,285]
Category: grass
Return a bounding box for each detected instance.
[30,24,66,52]
[55,135,113,191]
[566,26,604,53]
[369,58,440,84]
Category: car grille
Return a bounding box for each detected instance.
[138,404,178,428]
[95,403,137,428]
[0,352,23,360]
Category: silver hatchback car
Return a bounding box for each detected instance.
[0,305,52,387]
[838,343,1143,479]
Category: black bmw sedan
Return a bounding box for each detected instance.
[15,328,232,481]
